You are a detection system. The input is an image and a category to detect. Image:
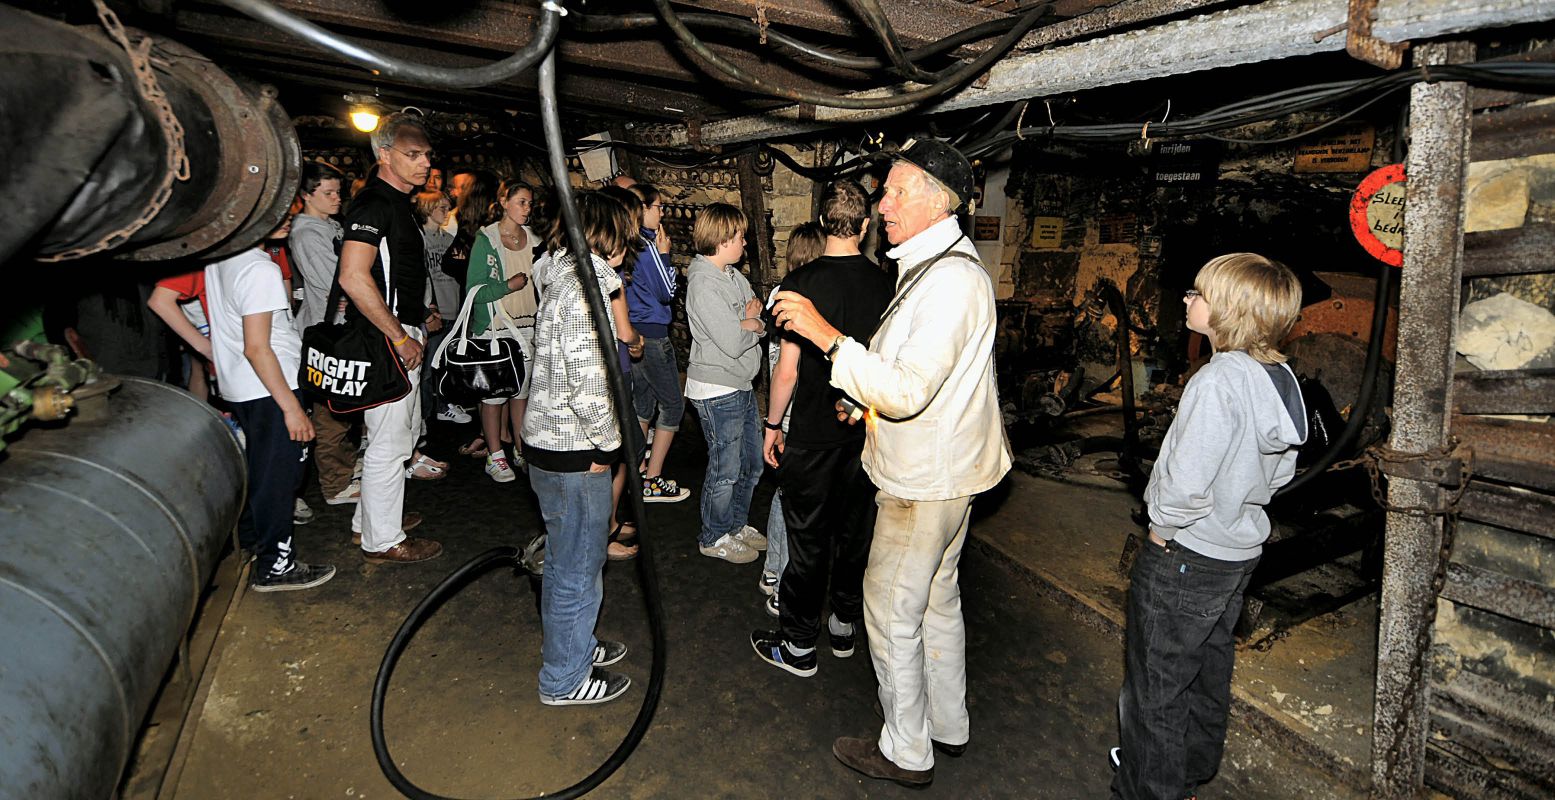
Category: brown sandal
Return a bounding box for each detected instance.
[457,437,489,458]
[607,523,639,561]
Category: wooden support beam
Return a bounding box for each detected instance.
[1453,368,1555,416]
[1441,562,1555,630]
[1458,481,1555,541]
[1371,40,1474,799]
[1462,222,1555,278]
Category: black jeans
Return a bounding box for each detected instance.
[776,440,876,647]
[1112,538,1259,800]
[232,391,310,577]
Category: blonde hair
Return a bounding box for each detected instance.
[692,203,747,256]
[1195,253,1302,364]
[786,222,825,271]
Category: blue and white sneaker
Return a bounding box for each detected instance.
[750,630,816,677]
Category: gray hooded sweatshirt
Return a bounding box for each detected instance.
[685,254,762,390]
[288,214,343,331]
[1145,350,1308,561]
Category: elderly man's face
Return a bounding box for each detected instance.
[379,130,432,189]
[877,163,947,245]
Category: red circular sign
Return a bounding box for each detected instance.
[1350,164,1406,267]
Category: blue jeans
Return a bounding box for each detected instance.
[690,389,762,547]
[764,488,789,580]
[529,464,613,699]
[631,336,685,431]
[1112,539,1259,800]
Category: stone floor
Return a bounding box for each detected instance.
[159,416,1365,799]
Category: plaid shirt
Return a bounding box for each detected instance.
[521,250,622,454]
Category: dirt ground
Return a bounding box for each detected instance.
[165,419,1360,799]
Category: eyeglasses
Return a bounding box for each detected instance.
[388,145,435,162]
[1184,289,1202,301]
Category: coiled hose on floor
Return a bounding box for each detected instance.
[367,49,666,800]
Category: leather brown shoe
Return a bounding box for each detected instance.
[873,697,967,757]
[363,536,443,564]
[350,512,422,546]
[833,736,932,788]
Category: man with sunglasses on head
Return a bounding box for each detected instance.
[336,111,443,565]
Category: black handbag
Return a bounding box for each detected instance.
[298,240,413,413]
[431,285,526,402]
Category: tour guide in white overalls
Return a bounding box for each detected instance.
[771,138,1011,788]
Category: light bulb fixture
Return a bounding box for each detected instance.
[343,93,382,133]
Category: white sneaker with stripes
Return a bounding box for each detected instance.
[540,667,631,706]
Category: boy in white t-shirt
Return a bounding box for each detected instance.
[205,248,336,592]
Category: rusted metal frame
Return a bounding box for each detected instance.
[1441,562,1555,630]
[1458,481,1555,541]
[735,151,775,288]
[678,0,1555,147]
[1463,222,1555,278]
[1371,40,1474,800]
[1454,415,1555,493]
[1453,368,1555,415]
[1470,100,1555,161]
[1344,0,1406,69]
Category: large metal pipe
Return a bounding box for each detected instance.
[0,5,299,265]
[0,377,245,800]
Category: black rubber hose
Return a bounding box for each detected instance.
[217,0,560,88]
[537,43,669,777]
[651,0,1049,110]
[571,11,1025,74]
[842,0,942,83]
[1274,255,1394,497]
[366,36,666,800]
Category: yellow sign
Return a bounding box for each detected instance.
[1030,216,1063,249]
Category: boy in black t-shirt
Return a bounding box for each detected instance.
[752,179,893,677]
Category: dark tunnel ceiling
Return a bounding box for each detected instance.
[123,0,1232,125]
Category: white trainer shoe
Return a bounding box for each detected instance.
[486,454,517,483]
[734,525,768,552]
[700,533,758,564]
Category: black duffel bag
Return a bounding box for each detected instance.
[298,241,413,413]
[431,286,526,402]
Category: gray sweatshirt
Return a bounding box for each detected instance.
[1145,350,1308,561]
[288,214,343,331]
[686,254,762,389]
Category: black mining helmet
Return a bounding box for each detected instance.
[894,138,975,213]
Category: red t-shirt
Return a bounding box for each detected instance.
[156,270,208,319]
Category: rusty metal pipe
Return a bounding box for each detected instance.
[0,5,299,264]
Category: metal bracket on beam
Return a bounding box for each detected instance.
[1345,0,1407,69]
[1378,454,1466,489]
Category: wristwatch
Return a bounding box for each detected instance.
[825,334,849,361]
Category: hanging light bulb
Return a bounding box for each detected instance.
[344,93,381,133]
[350,108,380,132]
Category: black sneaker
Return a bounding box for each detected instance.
[750,630,817,677]
[1109,746,1121,770]
[540,667,631,706]
[251,562,336,593]
[829,622,856,659]
[592,640,628,667]
[764,593,779,618]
